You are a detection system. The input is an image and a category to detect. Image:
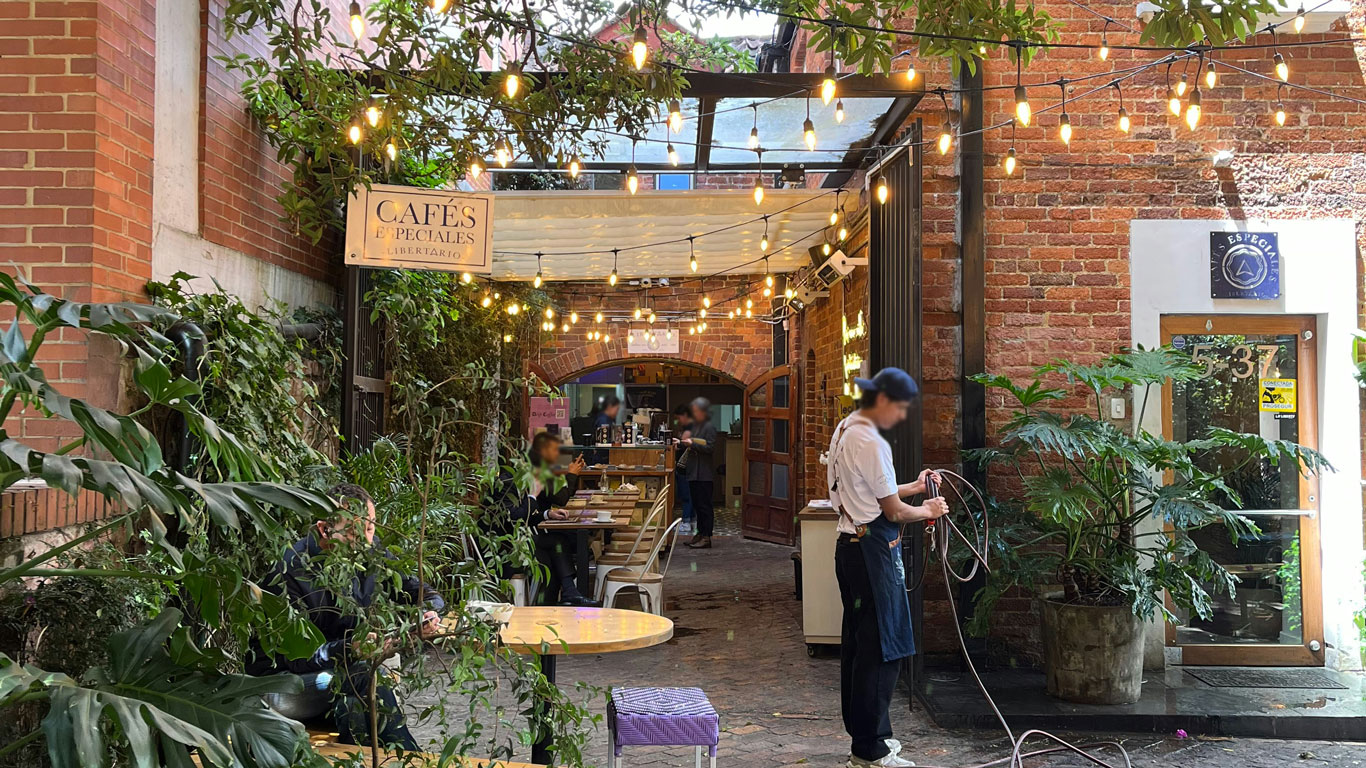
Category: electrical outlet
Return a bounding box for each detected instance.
[1109,397,1126,420]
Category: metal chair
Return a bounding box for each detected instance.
[602,517,683,614]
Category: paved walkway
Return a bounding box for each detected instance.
[415,535,1366,767]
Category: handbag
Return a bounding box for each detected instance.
[674,445,692,473]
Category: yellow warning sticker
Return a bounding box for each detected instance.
[1259,379,1297,413]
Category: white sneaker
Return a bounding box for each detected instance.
[884,739,902,757]
[846,754,915,768]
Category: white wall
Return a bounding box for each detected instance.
[151,0,333,311]
[1130,218,1364,671]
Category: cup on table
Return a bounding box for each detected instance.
[596,510,614,523]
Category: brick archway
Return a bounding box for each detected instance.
[540,338,765,387]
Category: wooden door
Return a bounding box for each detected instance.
[1162,314,1323,666]
[742,366,796,544]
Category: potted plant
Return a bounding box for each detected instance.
[969,347,1329,704]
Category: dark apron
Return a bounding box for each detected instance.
[855,513,916,662]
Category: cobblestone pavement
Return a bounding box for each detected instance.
[412,535,1366,768]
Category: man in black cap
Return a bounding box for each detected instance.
[827,367,947,768]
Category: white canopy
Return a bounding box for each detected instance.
[489,188,839,281]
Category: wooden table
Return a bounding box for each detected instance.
[499,607,674,765]
[539,503,635,595]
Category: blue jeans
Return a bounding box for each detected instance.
[675,470,693,520]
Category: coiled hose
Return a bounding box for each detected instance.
[908,469,1134,768]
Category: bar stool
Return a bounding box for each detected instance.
[608,686,718,768]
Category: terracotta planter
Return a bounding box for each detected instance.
[1040,598,1144,705]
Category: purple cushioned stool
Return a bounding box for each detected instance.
[608,687,719,768]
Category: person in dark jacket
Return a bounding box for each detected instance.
[672,404,694,535]
[682,397,719,549]
[526,432,597,606]
[587,394,621,465]
[249,484,445,750]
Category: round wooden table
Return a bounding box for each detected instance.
[501,607,673,764]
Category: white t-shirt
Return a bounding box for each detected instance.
[827,412,899,534]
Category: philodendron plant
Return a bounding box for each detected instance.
[968,347,1330,627]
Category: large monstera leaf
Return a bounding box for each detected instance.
[29,609,306,768]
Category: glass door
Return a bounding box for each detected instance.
[1162,315,1323,666]
[741,366,796,545]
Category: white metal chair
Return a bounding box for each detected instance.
[594,495,668,600]
[602,517,684,614]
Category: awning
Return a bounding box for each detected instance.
[490,188,840,280]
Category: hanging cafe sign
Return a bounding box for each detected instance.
[345,183,494,274]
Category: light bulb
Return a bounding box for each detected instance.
[603,333,611,343]
[648,311,656,323]
[506,303,519,315]
[431,0,449,11]
[534,271,543,288]
[348,123,362,144]
[803,118,816,151]
[700,322,707,332]
[568,156,581,178]
[1294,5,1305,33]
[468,157,483,179]
[385,141,397,161]
[1003,147,1017,176]
[690,256,698,273]
[698,308,706,319]
[746,298,754,308]
[1168,87,1182,116]
[763,286,771,297]
[745,308,753,318]
[753,178,764,205]
[905,66,917,83]
[728,310,735,319]
[668,100,682,133]
[689,327,696,335]
[1274,53,1289,81]
[703,295,711,308]
[496,141,511,167]
[1117,107,1130,133]
[1274,103,1287,126]
[626,165,639,195]
[822,242,832,256]
[784,287,794,299]
[667,144,679,166]
[834,100,845,123]
[503,333,512,343]
[504,67,520,99]
[1176,74,1188,97]
[1098,35,1109,61]
[365,102,381,128]
[1205,62,1217,89]
[628,332,635,343]
[875,175,889,204]
[1185,89,1202,131]
[666,329,672,339]
[1059,113,1072,146]
[608,269,618,287]
[634,307,643,320]
[821,64,837,106]
[570,311,578,323]
[631,26,648,71]
[765,274,774,288]
[349,1,365,40]
[748,126,759,149]
[594,311,604,323]
[838,225,848,241]
[1014,86,1031,127]
[460,272,473,284]
[829,210,839,226]
[937,124,952,155]
[760,234,769,252]
[562,322,570,333]
[481,294,492,308]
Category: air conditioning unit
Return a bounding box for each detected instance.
[810,248,868,288]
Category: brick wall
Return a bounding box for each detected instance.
[537,276,778,386]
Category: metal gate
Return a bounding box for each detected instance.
[341,266,387,455]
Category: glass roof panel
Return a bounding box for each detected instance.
[576,99,700,166]
[708,96,894,166]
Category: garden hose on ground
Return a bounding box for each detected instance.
[907,470,1134,768]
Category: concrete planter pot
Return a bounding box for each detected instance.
[1040,598,1144,705]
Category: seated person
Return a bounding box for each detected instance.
[525,433,598,606]
[249,484,445,750]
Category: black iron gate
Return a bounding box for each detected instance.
[340,266,388,455]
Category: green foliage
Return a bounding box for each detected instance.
[1278,534,1301,633]
[146,273,338,486]
[968,346,1330,627]
[1139,0,1278,46]
[1353,329,1366,386]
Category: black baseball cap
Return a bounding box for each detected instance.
[854,367,920,402]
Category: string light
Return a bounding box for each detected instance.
[385,140,398,161]
[431,0,450,11]
[1274,86,1288,125]
[460,272,473,284]
[496,139,512,167]
[1205,60,1218,89]
[625,138,638,194]
[348,1,365,41]
[1293,3,1306,33]
[875,173,889,205]
[688,236,698,273]
[821,62,837,106]
[1117,106,1130,133]
[1274,52,1289,81]
[631,25,649,70]
[803,118,817,150]
[365,99,382,128]
[1014,86,1031,127]
[905,65,917,83]
[1059,113,1072,145]
[634,307,643,320]
[506,302,520,315]
[609,249,619,287]
[749,105,760,149]
[668,99,682,133]
[667,143,680,166]
[568,155,581,178]
[835,100,846,124]
[570,311,579,323]
[468,156,483,180]
[503,333,513,343]
[533,252,543,288]
[1168,85,1181,116]
[938,122,952,154]
[595,311,604,323]
[348,122,362,144]
[1185,87,1202,130]
[481,293,493,308]
[1176,73,1189,97]
[504,64,521,99]
[1004,147,1017,176]
[753,175,764,205]
[760,215,770,253]
[1098,32,1109,61]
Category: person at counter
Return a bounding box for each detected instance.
[681,397,717,549]
[827,368,947,768]
[588,394,622,465]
